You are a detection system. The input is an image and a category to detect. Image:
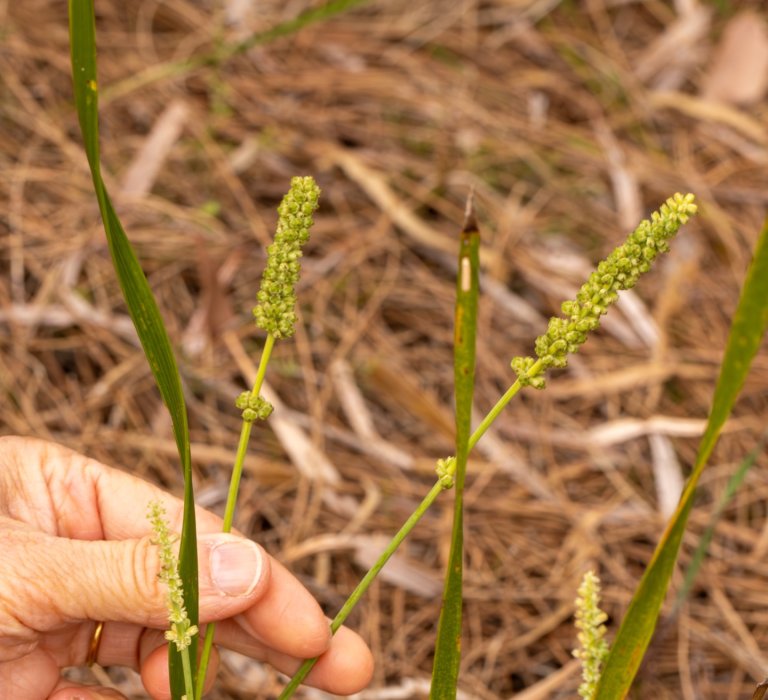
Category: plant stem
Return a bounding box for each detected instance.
[195,333,276,698]
[468,363,540,450]
[181,646,195,700]
[277,479,445,699]
[279,360,543,699]
[251,333,276,400]
[430,220,478,697]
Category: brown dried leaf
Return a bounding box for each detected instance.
[702,11,768,106]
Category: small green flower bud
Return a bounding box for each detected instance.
[235,391,251,409]
[236,391,274,422]
[436,457,456,489]
[511,356,547,389]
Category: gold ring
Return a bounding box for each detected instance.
[86,621,104,667]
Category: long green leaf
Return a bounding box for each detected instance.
[430,205,480,698]
[595,217,768,699]
[68,3,197,696]
[674,432,768,614]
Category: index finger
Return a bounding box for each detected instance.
[1,436,222,540]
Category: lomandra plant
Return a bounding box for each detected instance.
[68,1,768,698]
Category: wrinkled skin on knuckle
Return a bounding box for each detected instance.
[59,536,166,626]
[0,534,42,661]
[126,535,166,626]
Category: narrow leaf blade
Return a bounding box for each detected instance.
[595,218,768,699]
[233,0,372,54]
[675,433,768,612]
[431,207,480,698]
[68,2,197,696]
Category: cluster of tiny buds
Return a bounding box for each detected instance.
[573,570,610,699]
[435,456,456,489]
[512,193,697,388]
[147,501,198,651]
[253,176,321,339]
[235,391,274,422]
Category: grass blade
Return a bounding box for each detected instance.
[68,2,197,696]
[595,217,768,699]
[430,202,480,698]
[674,432,768,614]
[225,0,371,57]
[103,0,372,105]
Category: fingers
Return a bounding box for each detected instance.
[212,620,374,695]
[0,437,330,650]
[0,436,222,541]
[1,437,282,635]
[138,641,219,700]
[0,436,374,698]
[0,527,270,641]
[93,555,329,666]
[116,558,369,697]
[137,625,373,698]
[263,625,375,696]
[236,558,331,659]
[0,648,59,700]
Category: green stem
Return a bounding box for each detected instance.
[223,419,255,533]
[279,359,545,699]
[195,333,276,698]
[469,378,520,451]
[181,645,195,700]
[468,358,542,450]
[277,480,445,699]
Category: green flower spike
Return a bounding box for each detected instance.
[148,501,198,652]
[253,176,321,339]
[573,570,610,700]
[512,193,697,388]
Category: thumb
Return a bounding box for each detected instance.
[5,529,269,630]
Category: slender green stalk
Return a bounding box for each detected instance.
[277,480,445,699]
[251,334,276,397]
[224,332,275,532]
[181,651,195,700]
[195,631,212,700]
[195,333,276,697]
[467,373,529,451]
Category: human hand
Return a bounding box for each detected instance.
[0,436,373,700]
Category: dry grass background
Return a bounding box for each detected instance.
[2,1,768,698]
